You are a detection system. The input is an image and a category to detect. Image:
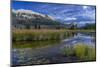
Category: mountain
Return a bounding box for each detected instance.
[12,9,61,24]
[12,9,55,20]
[12,9,67,29]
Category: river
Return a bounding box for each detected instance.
[12,32,96,66]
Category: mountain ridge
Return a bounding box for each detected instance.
[12,9,66,29]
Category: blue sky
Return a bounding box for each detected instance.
[12,1,96,25]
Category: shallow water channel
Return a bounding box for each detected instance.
[12,32,96,66]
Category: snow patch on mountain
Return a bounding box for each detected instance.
[12,9,55,20]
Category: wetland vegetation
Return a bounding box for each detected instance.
[12,1,96,66]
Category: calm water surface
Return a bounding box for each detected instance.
[12,32,96,66]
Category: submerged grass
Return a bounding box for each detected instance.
[62,43,96,61]
[12,40,60,48]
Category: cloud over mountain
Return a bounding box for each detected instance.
[12,1,96,24]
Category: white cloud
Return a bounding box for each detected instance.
[64,17,77,21]
[83,6,88,9]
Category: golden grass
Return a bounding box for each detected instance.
[12,29,67,41]
[13,29,67,33]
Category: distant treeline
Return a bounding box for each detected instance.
[77,23,96,30]
[63,22,96,30]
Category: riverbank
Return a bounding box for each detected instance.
[12,29,68,41]
[12,42,96,66]
[12,29,95,41]
[66,29,95,32]
[12,31,96,66]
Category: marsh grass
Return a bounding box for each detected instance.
[13,29,68,41]
[62,43,96,61]
[62,46,75,56]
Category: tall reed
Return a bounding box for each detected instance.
[13,29,68,41]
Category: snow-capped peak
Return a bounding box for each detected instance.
[12,9,55,20]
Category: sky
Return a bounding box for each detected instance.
[12,1,96,25]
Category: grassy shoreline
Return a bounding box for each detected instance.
[12,29,95,41]
[13,29,68,41]
[66,29,95,32]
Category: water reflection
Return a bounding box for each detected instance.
[12,40,61,49]
[12,32,96,66]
